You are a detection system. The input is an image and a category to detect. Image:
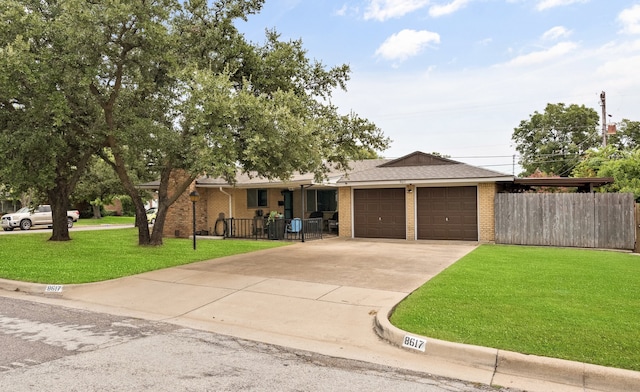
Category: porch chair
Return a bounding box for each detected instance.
[309,211,324,219]
[327,212,338,234]
[287,218,302,233]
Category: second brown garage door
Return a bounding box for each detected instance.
[354,188,406,239]
[417,186,478,241]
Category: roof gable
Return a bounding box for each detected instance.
[379,151,461,167]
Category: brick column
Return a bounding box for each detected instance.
[406,185,415,240]
[478,183,496,242]
[338,187,351,238]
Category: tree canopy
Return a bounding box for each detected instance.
[0,0,390,245]
[0,0,104,240]
[573,146,640,201]
[512,103,600,176]
[607,119,640,151]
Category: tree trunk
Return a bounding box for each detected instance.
[101,137,152,245]
[133,198,152,245]
[48,189,71,242]
[149,205,169,246]
[92,204,102,219]
[46,150,93,241]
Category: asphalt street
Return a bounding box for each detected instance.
[0,295,518,392]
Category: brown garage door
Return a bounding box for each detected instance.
[354,188,406,239]
[417,186,477,241]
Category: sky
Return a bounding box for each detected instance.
[236,0,640,175]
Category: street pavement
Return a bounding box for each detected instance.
[0,295,502,392]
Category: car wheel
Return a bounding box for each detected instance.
[3,228,14,231]
[67,217,74,228]
[20,220,32,230]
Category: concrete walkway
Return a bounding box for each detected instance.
[1,238,638,391]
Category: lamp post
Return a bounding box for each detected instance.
[189,190,200,250]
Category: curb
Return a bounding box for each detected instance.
[374,306,640,392]
[0,278,47,294]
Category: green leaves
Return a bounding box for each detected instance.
[512,103,600,176]
[574,146,640,201]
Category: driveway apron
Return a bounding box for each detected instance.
[58,239,487,381]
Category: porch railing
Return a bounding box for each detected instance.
[218,217,323,242]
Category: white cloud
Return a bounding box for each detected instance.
[375,29,441,61]
[618,4,640,35]
[541,26,572,41]
[502,41,578,67]
[597,55,640,79]
[364,0,430,21]
[335,4,348,16]
[536,0,588,11]
[429,0,471,18]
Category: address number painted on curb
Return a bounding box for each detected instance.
[402,335,427,352]
[44,285,63,293]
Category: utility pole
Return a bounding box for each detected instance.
[600,91,607,147]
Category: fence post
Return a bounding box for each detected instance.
[635,204,640,253]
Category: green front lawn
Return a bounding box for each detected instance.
[75,216,136,226]
[390,244,640,371]
[0,228,287,284]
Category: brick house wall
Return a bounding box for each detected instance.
[478,182,496,242]
[163,171,208,238]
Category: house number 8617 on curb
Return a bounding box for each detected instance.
[402,335,427,352]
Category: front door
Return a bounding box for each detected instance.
[283,191,294,220]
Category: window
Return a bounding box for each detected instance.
[306,189,337,212]
[247,189,268,208]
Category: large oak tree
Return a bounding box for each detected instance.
[0,0,103,240]
[1,0,389,245]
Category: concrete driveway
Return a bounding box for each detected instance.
[35,239,481,375]
[60,238,475,344]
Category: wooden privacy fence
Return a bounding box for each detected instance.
[495,193,636,250]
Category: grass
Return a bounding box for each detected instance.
[0,228,287,284]
[390,244,640,372]
[75,216,136,226]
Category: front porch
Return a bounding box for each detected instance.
[212,216,337,242]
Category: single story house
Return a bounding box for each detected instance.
[159,151,517,242]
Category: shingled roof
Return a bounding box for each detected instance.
[337,151,513,185]
[138,151,513,189]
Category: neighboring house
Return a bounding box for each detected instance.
[154,151,516,242]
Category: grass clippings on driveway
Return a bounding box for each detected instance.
[0,228,287,284]
[390,244,640,372]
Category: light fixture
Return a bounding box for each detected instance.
[189,190,200,250]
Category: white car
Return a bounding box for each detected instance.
[1,205,80,231]
[146,208,157,224]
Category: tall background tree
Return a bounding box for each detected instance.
[573,145,640,201]
[512,103,600,176]
[607,119,640,151]
[0,0,104,240]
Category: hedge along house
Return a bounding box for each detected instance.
[159,151,514,241]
